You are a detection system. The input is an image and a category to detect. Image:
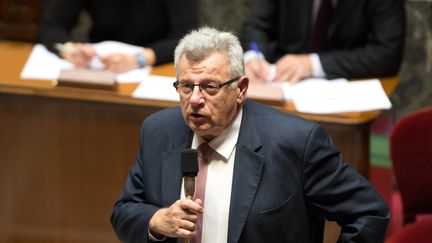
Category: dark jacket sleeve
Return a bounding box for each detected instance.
[240,0,280,57]
[110,123,161,243]
[148,0,199,65]
[37,0,87,55]
[319,0,406,79]
[302,124,390,242]
[111,107,187,243]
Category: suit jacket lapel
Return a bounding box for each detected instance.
[161,127,193,206]
[228,102,265,243]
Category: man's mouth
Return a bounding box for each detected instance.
[190,112,205,118]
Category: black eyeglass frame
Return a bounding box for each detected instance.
[173,77,240,95]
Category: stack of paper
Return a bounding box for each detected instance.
[20,44,73,80]
[132,75,179,102]
[281,78,392,114]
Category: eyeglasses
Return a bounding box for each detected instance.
[173,77,239,96]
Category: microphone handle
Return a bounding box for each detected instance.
[182,176,196,243]
[183,176,196,198]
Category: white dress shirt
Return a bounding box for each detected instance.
[181,108,243,243]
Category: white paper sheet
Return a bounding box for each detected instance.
[20,42,151,83]
[132,75,179,102]
[20,44,74,80]
[280,78,392,114]
[281,78,348,100]
[116,68,152,83]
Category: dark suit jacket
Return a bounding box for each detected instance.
[240,0,405,79]
[38,0,198,65]
[111,100,390,243]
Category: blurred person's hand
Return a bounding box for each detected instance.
[100,53,138,73]
[245,58,271,83]
[60,42,95,68]
[100,48,156,72]
[274,54,312,83]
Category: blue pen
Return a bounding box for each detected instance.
[250,42,260,55]
[249,42,266,81]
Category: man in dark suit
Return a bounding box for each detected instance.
[111,27,390,243]
[240,0,405,83]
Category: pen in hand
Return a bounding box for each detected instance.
[250,42,276,83]
[249,42,269,82]
[55,42,97,68]
[250,42,261,55]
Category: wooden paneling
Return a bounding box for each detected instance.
[0,0,43,41]
[0,94,163,243]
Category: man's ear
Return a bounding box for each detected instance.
[237,76,249,102]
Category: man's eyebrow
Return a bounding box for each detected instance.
[178,78,217,83]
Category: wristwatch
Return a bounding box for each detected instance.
[135,53,146,68]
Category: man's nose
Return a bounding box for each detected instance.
[189,85,205,104]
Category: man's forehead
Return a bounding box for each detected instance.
[178,53,230,78]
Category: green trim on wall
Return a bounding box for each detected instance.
[370,134,392,168]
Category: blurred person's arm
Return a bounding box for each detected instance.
[146,0,199,65]
[244,49,271,83]
[38,0,86,56]
[318,0,405,79]
[99,48,155,73]
[56,42,95,68]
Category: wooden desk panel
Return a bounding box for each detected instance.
[0,0,42,41]
[0,94,163,243]
[0,41,397,243]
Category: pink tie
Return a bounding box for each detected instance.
[194,143,212,243]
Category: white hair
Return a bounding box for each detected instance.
[174,26,244,79]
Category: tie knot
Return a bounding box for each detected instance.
[197,142,212,161]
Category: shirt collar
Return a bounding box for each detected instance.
[192,107,243,161]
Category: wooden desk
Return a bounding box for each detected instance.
[0,42,398,243]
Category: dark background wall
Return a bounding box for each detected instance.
[392,0,432,119]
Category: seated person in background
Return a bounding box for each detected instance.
[111,27,390,243]
[240,0,405,83]
[38,0,199,72]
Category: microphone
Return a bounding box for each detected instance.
[181,149,199,198]
[181,149,198,243]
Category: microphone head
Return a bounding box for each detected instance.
[181,149,198,176]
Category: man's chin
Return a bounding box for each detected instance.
[189,123,213,136]
[191,125,210,134]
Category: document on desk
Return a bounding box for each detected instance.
[132,75,179,102]
[281,78,392,114]
[20,42,151,83]
[20,44,73,80]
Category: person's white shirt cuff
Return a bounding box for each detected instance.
[311,53,326,78]
[244,50,264,64]
[148,229,166,241]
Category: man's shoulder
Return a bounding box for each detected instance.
[245,100,316,126]
[143,106,184,129]
[147,106,181,119]
[243,100,321,140]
